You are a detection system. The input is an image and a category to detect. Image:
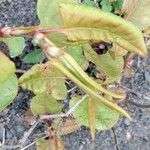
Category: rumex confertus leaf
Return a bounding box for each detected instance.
[0,37,25,57]
[37,0,76,28]
[101,0,113,12]
[19,62,67,100]
[0,52,18,111]
[0,52,16,83]
[23,49,45,64]
[37,0,76,47]
[0,75,18,112]
[70,96,119,130]
[59,3,147,56]
[84,0,96,6]
[31,93,63,115]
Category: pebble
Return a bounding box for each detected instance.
[124,119,130,126]
[144,71,150,81]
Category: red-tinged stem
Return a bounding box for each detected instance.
[0,27,65,37]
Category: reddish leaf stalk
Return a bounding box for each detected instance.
[0,27,65,37]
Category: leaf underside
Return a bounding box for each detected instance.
[59,3,147,56]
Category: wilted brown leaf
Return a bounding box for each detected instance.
[57,119,81,135]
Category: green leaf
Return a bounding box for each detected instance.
[112,0,124,10]
[23,49,45,64]
[67,45,88,70]
[37,0,76,47]
[19,62,67,100]
[84,0,96,6]
[60,3,147,56]
[70,96,119,130]
[0,75,18,112]
[101,0,113,12]
[31,93,63,115]
[0,52,16,83]
[123,0,150,30]
[83,44,124,80]
[0,37,25,57]
[37,0,76,28]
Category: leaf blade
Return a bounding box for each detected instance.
[0,37,25,57]
[19,62,67,100]
[0,75,18,112]
[70,96,119,130]
[23,49,45,64]
[0,52,16,83]
[60,3,147,56]
[31,93,63,115]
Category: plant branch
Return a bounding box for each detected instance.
[20,121,40,147]
[0,26,64,37]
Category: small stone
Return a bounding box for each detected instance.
[144,72,150,81]
[126,131,132,141]
[124,119,130,126]
[142,83,150,90]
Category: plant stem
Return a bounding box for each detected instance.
[0,27,64,37]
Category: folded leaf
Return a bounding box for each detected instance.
[70,96,119,130]
[0,75,18,112]
[0,52,16,83]
[19,62,67,100]
[60,3,147,56]
[31,93,63,115]
[0,37,25,57]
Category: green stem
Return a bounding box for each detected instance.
[51,61,132,120]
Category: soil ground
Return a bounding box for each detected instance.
[0,0,150,150]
